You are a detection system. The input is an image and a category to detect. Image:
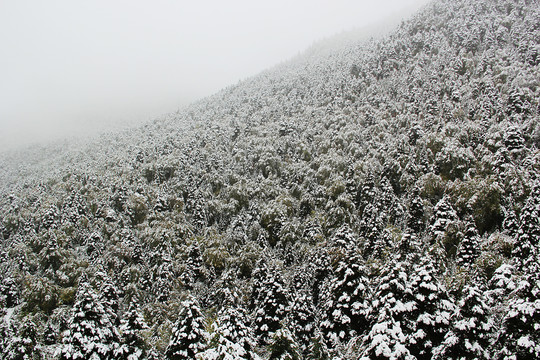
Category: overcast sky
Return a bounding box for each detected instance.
[0,0,430,152]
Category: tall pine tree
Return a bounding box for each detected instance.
[166,295,207,360]
[60,275,122,360]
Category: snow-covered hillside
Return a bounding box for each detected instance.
[1,0,539,358]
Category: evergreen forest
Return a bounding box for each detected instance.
[1,0,539,358]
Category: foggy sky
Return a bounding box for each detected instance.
[0,0,430,152]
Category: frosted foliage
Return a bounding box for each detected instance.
[486,264,516,305]
[251,262,290,344]
[200,306,259,360]
[59,278,121,360]
[166,297,208,360]
[268,328,301,360]
[434,285,493,360]
[321,249,370,346]
[513,180,540,269]
[360,261,412,359]
[430,196,458,238]
[456,221,480,267]
[288,291,316,353]
[405,259,454,360]
[360,317,414,360]
[0,0,539,359]
[498,270,540,360]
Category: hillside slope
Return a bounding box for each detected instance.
[1,0,539,359]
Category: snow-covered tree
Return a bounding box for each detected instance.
[429,195,459,240]
[267,327,301,360]
[306,329,330,360]
[359,316,413,360]
[408,187,425,234]
[0,319,11,356]
[395,232,421,264]
[180,242,205,289]
[320,249,370,346]
[5,317,42,360]
[288,290,316,354]
[59,276,122,360]
[486,263,516,306]
[405,258,455,360]
[513,181,540,270]
[118,301,149,360]
[497,268,540,360]
[251,260,290,344]
[433,285,493,360]
[456,219,480,268]
[199,306,259,360]
[360,261,413,360]
[359,203,385,257]
[165,295,207,360]
[1,276,20,308]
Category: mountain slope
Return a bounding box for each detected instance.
[1,0,539,358]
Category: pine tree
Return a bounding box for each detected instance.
[306,329,330,360]
[429,195,458,240]
[405,258,455,360]
[359,203,385,257]
[360,261,413,360]
[407,187,425,234]
[180,243,205,289]
[288,290,316,354]
[268,327,301,360]
[251,260,290,345]
[320,250,370,346]
[378,176,404,224]
[0,319,11,356]
[512,181,540,270]
[497,268,540,360]
[60,276,122,360]
[359,313,413,360]
[200,306,259,360]
[166,295,207,360]
[118,301,149,360]
[98,273,120,326]
[486,264,516,306]
[395,232,421,264]
[433,285,493,360]
[504,126,525,152]
[502,200,519,238]
[1,276,20,307]
[356,174,377,215]
[456,219,480,268]
[5,317,41,360]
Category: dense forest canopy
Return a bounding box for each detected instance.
[1,0,539,359]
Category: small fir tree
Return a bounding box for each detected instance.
[433,285,493,360]
[251,261,290,345]
[486,264,516,306]
[5,317,41,360]
[320,251,370,346]
[456,219,481,268]
[60,275,122,360]
[165,295,207,360]
[360,261,413,360]
[408,187,425,233]
[199,305,259,360]
[268,327,301,360]
[497,268,540,360]
[429,195,459,240]
[512,181,540,270]
[306,329,330,360]
[405,258,455,360]
[288,290,316,354]
[118,301,149,360]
